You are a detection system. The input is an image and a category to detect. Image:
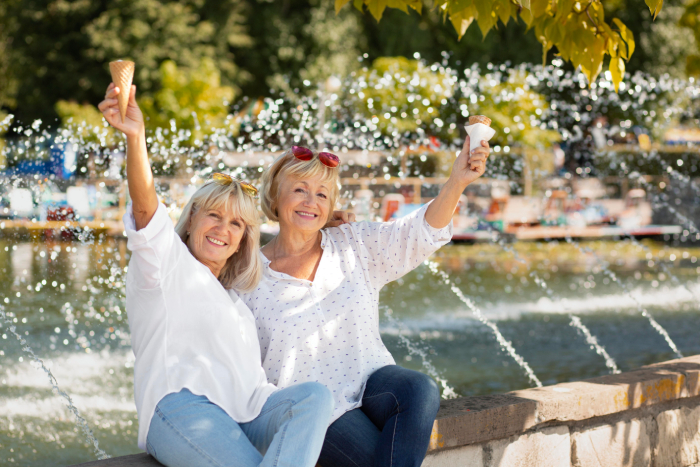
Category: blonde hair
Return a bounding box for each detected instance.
[260,148,341,223]
[174,180,262,293]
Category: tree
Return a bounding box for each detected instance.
[681,0,700,76]
[337,0,665,91]
[0,0,250,125]
[139,59,236,144]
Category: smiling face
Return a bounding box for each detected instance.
[187,204,246,277]
[276,174,331,234]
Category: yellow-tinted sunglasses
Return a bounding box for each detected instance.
[210,173,259,199]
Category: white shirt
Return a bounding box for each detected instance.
[238,203,452,423]
[124,203,277,450]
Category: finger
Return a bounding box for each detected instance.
[469,153,487,163]
[106,87,118,99]
[128,85,137,104]
[461,135,470,153]
[347,213,356,223]
[325,220,343,228]
[481,140,490,148]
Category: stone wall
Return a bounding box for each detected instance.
[74,355,700,467]
[423,355,700,467]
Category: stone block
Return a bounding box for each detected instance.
[422,445,483,467]
[655,406,700,467]
[571,418,651,467]
[430,394,537,450]
[488,426,570,467]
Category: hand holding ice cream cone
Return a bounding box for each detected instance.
[450,115,493,187]
[98,82,144,138]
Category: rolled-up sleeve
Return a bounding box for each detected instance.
[123,203,180,289]
[354,201,452,289]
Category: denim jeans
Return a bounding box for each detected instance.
[146,382,334,467]
[319,365,440,467]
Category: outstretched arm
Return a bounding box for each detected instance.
[425,135,490,229]
[98,83,158,230]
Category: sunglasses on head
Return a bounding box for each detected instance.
[209,173,259,199]
[291,146,340,168]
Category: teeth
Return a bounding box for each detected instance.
[207,237,225,246]
[297,212,317,218]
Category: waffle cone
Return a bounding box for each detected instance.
[469,115,491,127]
[109,60,135,123]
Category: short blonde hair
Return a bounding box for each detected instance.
[174,180,262,293]
[260,148,341,223]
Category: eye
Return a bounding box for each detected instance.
[231,220,242,228]
[209,212,220,219]
[317,193,327,199]
[295,188,306,194]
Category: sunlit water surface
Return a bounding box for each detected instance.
[1,237,699,465]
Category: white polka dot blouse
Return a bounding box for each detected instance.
[237,202,453,423]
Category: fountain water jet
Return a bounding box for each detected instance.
[425,261,543,388]
[0,304,109,460]
[565,236,684,359]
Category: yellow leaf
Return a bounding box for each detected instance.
[353,0,364,12]
[449,7,476,38]
[474,0,497,37]
[609,55,625,92]
[530,0,549,18]
[368,0,387,21]
[335,0,352,14]
[494,0,514,25]
[520,7,534,26]
[613,18,635,58]
[386,0,409,13]
[555,0,574,21]
[520,0,530,9]
[645,0,664,19]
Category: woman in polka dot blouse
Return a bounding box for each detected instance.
[237,137,490,467]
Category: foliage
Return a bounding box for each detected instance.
[0,0,249,125]
[54,101,117,147]
[681,0,700,76]
[139,59,236,144]
[235,0,364,98]
[349,57,456,133]
[338,0,658,91]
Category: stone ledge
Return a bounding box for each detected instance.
[71,355,700,466]
[429,355,700,451]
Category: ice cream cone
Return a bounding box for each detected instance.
[109,60,135,123]
[469,115,491,127]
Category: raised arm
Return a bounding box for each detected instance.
[98,83,158,230]
[425,136,490,229]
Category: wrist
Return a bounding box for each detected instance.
[125,127,146,143]
[445,175,469,193]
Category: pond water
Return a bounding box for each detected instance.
[0,236,699,465]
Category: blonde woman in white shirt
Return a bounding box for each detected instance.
[98,83,334,467]
[240,141,490,467]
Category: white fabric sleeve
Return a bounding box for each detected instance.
[352,201,452,289]
[123,202,180,289]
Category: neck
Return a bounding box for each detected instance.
[202,261,223,278]
[274,226,320,258]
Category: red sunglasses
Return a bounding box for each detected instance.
[291,146,340,168]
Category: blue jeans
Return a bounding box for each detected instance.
[146,382,334,467]
[319,365,440,467]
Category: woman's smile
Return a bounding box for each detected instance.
[206,236,227,246]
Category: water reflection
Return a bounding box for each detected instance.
[1,237,699,465]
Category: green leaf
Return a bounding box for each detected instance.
[474,0,497,37]
[367,0,387,21]
[335,0,352,14]
[609,55,625,92]
[612,18,635,58]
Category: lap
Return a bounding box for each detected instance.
[147,388,263,467]
[320,408,381,467]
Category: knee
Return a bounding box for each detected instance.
[296,382,334,415]
[406,372,441,417]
